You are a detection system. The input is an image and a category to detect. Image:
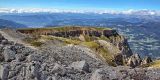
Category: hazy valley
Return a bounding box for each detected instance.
[0,12,160,59]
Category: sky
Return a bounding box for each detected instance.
[0,0,160,11]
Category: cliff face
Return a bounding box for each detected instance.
[17,27,147,67]
[17,27,118,38]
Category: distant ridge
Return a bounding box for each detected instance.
[0,19,27,28]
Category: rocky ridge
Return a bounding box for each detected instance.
[17,27,117,37]
[17,27,150,67]
[0,27,159,80]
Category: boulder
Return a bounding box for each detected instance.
[27,54,41,62]
[0,53,4,62]
[141,56,152,65]
[90,67,119,80]
[3,48,16,62]
[25,62,43,80]
[46,76,58,80]
[70,61,89,72]
[16,54,26,62]
[1,39,9,45]
[0,64,10,80]
[8,63,24,79]
[127,53,142,67]
[114,54,123,65]
[0,34,4,41]
[51,63,66,76]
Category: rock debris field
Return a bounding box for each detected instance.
[0,31,160,80]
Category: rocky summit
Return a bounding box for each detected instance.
[0,27,159,80]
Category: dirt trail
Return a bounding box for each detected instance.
[0,29,37,50]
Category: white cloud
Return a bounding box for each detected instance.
[0,8,160,16]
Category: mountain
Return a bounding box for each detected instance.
[0,13,160,58]
[0,19,27,28]
[0,27,159,80]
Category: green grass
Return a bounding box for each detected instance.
[141,60,160,68]
[94,27,112,30]
[42,35,81,45]
[81,41,116,66]
[81,41,99,49]
[23,36,43,47]
[30,41,43,47]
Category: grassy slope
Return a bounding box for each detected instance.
[142,60,160,68]
[39,35,116,66]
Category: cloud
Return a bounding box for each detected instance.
[0,8,159,16]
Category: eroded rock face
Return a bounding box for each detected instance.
[97,36,133,66]
[17,27,118,38]
[141,56,152,65]
[127,53,142,67]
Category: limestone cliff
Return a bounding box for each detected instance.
[17,27,118,37]
[17,27,148,67]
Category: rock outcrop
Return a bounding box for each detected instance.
[141,56,152,65]
[0,28,159,80]
[17,27,118,38]
[127,54,141,67]
[17,27,150,67]
[70,61,89,72]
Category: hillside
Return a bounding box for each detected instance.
[0,19,27,28]
[0,26,159,80]
[17,26,151,67]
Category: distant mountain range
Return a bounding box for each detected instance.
[0,12,160,27]
[0,19,27,28]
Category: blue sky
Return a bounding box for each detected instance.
[0,0,160,10]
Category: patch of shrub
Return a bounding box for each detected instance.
[30,41,43,47]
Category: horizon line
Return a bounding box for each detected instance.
[0,8,160,16]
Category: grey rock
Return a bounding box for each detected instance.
[8,63,24,79]
[127,53,142,67]
[90,67,118,80]
[0,64,10,80]
[114,54,123,65]
[16,54,26,62]
[70,61,89,72]
[46,76,58,80]
[27,54,42,62]
[25,62,43,80]
[0,53,4,62]
[141,56,152,65]
[52,63,66,76]
[0,44,4,52]
[3,48,16,62]
[1,39,8,45]
[0,34,4,40]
